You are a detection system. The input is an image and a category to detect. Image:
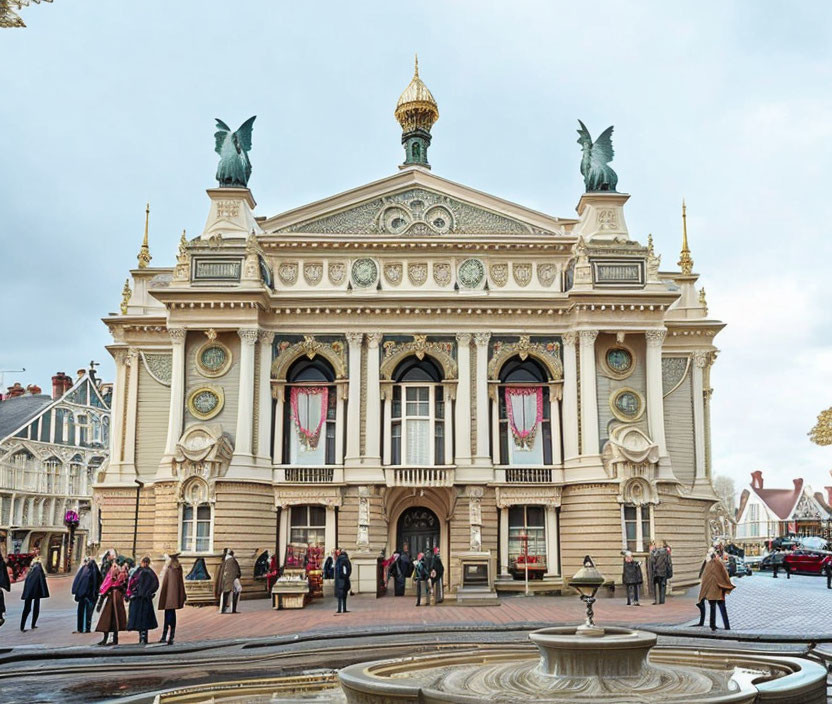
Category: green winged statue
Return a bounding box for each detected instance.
[214,116,256,188]
[577,120,618,192]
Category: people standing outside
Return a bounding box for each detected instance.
[429,547,444,604]
[771,549,790,579]
[413,552,431,607]
[96,563,127,645]
[127,556,159,645]
[0,546,10,629]
[696,548,734,631]
[20,555,49,632]
[823,555,832,590]
[216,549,242,614]
[334,548,352,614]
[648,540,672,605]
[622,551,643,607]
[158,553,186,645]
[71,556,102,634]
[388,553,406,597]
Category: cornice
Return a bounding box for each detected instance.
[258,238,575,251]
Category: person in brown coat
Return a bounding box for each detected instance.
[696,549,734,631]
[215,549,242,613]
[96,563,128,645]
[158,553,186,645]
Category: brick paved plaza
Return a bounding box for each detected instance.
[2,570,830,650]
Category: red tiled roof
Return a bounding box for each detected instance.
[752,479,803,520]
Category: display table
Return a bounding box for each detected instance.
[272,567,309,609]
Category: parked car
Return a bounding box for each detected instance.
[743,554,764,569]
[726,555,752,578]
[759,553,775,571]
[784,550,832,575]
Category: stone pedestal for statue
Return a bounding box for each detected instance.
[200,187,263,241]
[455,551,499,606]
[572,192,630,243]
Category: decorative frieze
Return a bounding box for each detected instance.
[458,258,485,289]
[433,262,451,286]
[496,486,562,508]
[383,262,403,286]
[407,262,428,286]
[303,261,323,286]
[512,263,532,287]
[351,258,378,288]
[328,261,347,285]
[537,263,557,287]
[278,261,298,285]
[489,263,508,287]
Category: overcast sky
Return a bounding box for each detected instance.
[2,2,831,495]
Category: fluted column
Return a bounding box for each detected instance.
[578,330,599,456]
[454,333,472,466]
[364,333,382,465]
[645,329,668,457]
[474,332,491,464]
[233,328,258,462]
[561,333,579,461]
[257,331,275,464]
[163,329,187,460]
[123,348,140,474]
[108,349,127,473]
[692,350,709,482]
[344,333,363,466]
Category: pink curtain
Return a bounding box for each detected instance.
[505,386,543,449]
[289,386,329,449]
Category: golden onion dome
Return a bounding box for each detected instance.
[395,55,439,132]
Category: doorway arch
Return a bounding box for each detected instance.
[397,506,440,558]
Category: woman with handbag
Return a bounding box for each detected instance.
[96,563,127,645]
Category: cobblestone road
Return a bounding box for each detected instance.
[676,571,832,637]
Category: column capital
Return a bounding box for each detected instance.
[125,347,140,365]
[562,331,577,347]
[345,332,363,347]
[366,332,383,349]
[238,328,259,346]
[112,347,129,364]
[456,332,472,344]
[474,332,491,347]
[168,327,186,344]
[692,350,710,368]
[258,330,275,345]
[645,329,667,347]
[578,329,598,346]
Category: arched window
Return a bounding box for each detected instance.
[283,357,337,465]
[91,415,101,445]
[44,456,62,494]
[180,479,212,553]
[101,417,110,446]
[389,356,446,466]
[497,356,552,466]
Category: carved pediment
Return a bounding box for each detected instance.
[274,187,550,236]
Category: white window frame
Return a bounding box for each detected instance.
[289,504,327,546]
[621,503,653,553]
[178,480,214,555]
[390,383,445,466]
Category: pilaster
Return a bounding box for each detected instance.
[473,332,491,466]
[578,330,599,456]
[454,333,473,467]
[231,328,258,467]
[645,329,670,474]
[363,333,382,465]
[157,329,186,481]
[561,332,579,460]
[122,348,140,477]
[691,350,709,491]
[256,331,275,465]
[344,333,363,467]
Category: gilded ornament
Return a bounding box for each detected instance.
[408,262,428,286]
[187,385,224,420]
[351,258,378,288]
[457,258,485,289]
[383,262,403,285]
[609,387,644,422]
[303,261,323,286]
[512,263,532,287]
[489,263,508,287]
[120,279,131,315]
[433,262,451,286]
[136,202,152,269]
[195,338,232,378]
[602,345,635,380]
[678,199,694,275]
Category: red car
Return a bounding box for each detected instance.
[784,550,832,575]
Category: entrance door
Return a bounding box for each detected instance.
[397,507,440,558]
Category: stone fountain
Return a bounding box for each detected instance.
[154,556,827,704]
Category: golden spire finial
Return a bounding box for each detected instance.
[137,202,152,269]
[414,53,419,77]
[678,198,693,275]
[120,278,132,315]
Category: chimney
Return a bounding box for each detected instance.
[26,384,42,395]
[52,372,71,399]
[5,382,25,399]
[76,368,85,380]
[750,470,763,490]
[825,487,832,507]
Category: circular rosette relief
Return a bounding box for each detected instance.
[187,386,224,420]
[381,206,411,234]
[424,205,453,234]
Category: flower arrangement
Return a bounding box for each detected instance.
[64,509,80,527]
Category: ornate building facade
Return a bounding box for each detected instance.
[98,64,724,596]
[0,368,111,572]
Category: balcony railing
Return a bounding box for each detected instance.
[0,462,91,497]
[502,467,553,484]
[385,467,455,488]
[275,466,343,484]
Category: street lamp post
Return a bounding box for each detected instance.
[519,529,530,596]
[570,554,605,637]
[132,478,144,560]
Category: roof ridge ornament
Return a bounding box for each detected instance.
[137,202,152,269]
[395,57,438,169]
[678,198,694,275]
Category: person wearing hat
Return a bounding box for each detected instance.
[158,552,187,645]
[20,554,49,632]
